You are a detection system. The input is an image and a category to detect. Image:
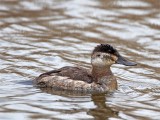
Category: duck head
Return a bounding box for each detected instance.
[91,44,137,67]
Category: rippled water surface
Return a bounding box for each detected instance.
[0,0,160,120]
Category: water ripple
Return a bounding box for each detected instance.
[0,0,160,120]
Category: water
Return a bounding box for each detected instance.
[0,0,160,120]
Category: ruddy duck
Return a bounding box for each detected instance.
[34,44,137,92]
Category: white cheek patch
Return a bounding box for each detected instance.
[92,58,106,66]
[92,55,115,67]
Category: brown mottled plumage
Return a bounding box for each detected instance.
[33,44,137,93]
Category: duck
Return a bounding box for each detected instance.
[33,44,137,93]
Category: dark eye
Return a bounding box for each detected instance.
[97,54,100,57]
[108,50,112,53]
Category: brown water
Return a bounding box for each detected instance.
[0,0,160,120]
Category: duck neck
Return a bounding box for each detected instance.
[91,66,113,83]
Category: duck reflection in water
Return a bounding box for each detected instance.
[34,44,137,93]
[39,87,118,119]
[88,93,118,119]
